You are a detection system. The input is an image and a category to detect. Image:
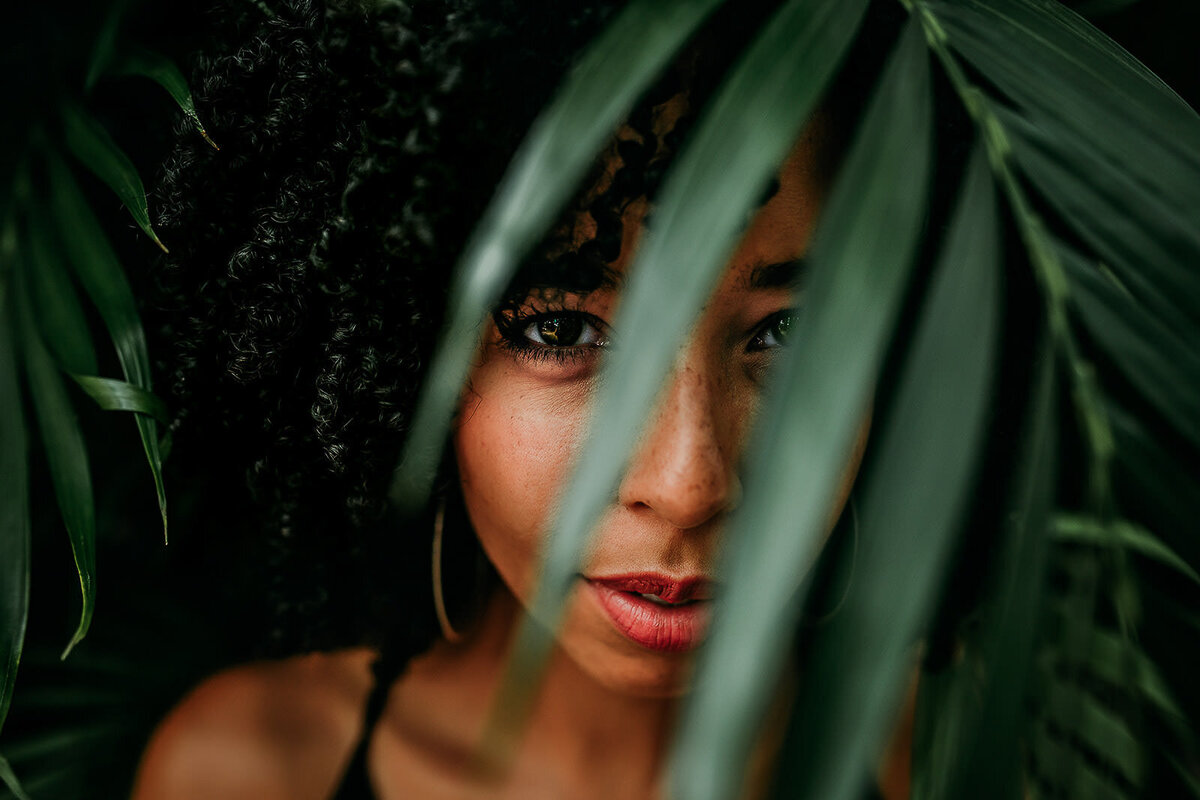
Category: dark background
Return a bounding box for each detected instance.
[0,0,1196,796]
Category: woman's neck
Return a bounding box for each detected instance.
[377,588,678,799]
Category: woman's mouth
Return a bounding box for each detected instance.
[586,574,714,652]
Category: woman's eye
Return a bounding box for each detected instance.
[750,311,797,350]
[522,314,606,348]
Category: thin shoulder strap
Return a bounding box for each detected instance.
[329,654,403,800]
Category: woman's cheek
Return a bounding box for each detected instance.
[455,361,592,602]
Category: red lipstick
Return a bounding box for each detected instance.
[587,574,714,652]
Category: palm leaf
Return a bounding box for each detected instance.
[0,756,30,800]
[1108,402,1200,557]
[83,0,129,91]
[23,201,98,377]
[108,48,218,149]
[1170,754,1200,800]
[1055,238,1200,448]
[485,0,873,764]
[1040,677,1145,786]
[913,334,1059,800]
[47,152,167,539]
[60,103,167,252]
[1051,618,1185,726]
[766,128,999,800]
[1030,724,1133,800]
[1005,108,1200,339]
[13,270,96,659]
[0,724,115,766]
[69,375,167,422]
[392,0,727,507]
[671,17,936,799]
[0,251,31,739]
[1055,514,1200,587]
[928,0,1200,183]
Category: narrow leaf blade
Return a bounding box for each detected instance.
[1052,620,1185,725]
[24,200,99,376]
[674,18,937,800]
[1041,679,1144,785]
[14,275,96,658]
[111,48,218,149]
[60,104,167,252]
[1054,514,1200,587]
[930,332,1059,800]
[1054,239,1200,448]
[1003,108,1200,333]
[0,276,31,737]
[48,152,166,537]
[771,134,999,800]
[83,0,129,91]
[0,755,32,800]
[392,0,727,507]
[489,0,872,772]
[70,374,168,422]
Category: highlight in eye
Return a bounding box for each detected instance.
[525,315,606,348]
[748,309,797,351]
[494,306,610,366]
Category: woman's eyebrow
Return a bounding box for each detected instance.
[513,259,624,296]
[746,258,807,290]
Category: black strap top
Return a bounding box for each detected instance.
[330,658,395,800]
[327,665,889,800]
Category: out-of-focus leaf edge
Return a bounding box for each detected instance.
[675,17,930,800]
[70,374,168,423]
[48,151,167,540]
[1054,514,1200,587]
[60,102,167,252]
[0,262,32,743]
[110,48,219,149]
[0,755,32,800]
[13,270,96,659]
[391,0,725,510]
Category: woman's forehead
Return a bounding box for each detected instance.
[513,110,831,299]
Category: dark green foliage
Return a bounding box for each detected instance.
[2,0,1198,798]
[410,0,1199,796]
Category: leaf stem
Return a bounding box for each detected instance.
[903,0,1136,633]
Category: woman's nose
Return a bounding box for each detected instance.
[617,362,740,530]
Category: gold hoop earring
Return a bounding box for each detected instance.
[432,496,464,643]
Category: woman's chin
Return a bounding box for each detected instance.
[571,650,696,699]
[492,573,701,699]
[552,593,700,700]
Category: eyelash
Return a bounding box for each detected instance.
[493,306,798,366]
[494,308,610,365]
[748,310,798,351]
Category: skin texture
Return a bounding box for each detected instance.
[455,118,837,698]
[132,119,903,799]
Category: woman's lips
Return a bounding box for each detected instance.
[586,574,714,652]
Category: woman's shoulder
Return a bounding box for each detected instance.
[131,647,377,800]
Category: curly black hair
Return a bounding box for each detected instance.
[149,0,914,667]
[151,0,645,658]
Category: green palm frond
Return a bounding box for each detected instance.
[0,0,1196,797]
[0,231,31,744]
[674,16,935,799]
[400,0,1199,796]
[394,0,729,509]
[485,0,875,753]
[0,0,200,774]
[60,104,167,253]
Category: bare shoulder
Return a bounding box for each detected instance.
[131,648,377,800]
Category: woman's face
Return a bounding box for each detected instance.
[454,119,844,697]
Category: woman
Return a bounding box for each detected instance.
[131,0,908,797]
